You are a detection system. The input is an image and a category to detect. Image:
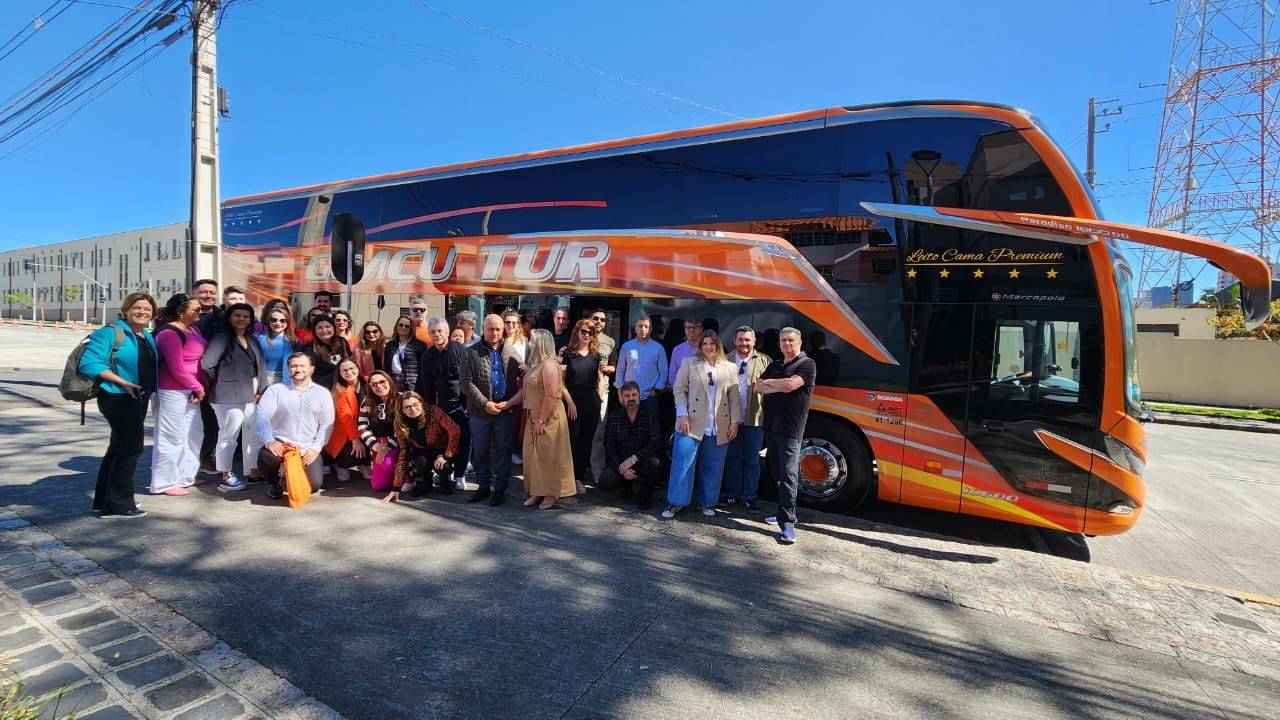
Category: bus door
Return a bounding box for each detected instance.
[963,304,1101,533]
[567,295,631,355]
[900,303,975,512]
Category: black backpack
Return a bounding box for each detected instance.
[60,324,126,424]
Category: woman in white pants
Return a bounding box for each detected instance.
[150,294,209,496]
[201,303,270,491]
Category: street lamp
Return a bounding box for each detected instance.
[911,149,942,206]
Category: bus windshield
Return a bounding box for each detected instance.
[1113,255,1142,416]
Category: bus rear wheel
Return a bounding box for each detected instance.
[793,417,873,513]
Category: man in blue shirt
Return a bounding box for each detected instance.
[460,314,524,506]
[614,315,667,414]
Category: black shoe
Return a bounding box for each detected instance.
[468,488,491,504]
[409,483,431,499]
[439,483,455,496]
[267,485,283,500]
[102,509,147,519]
[637,499,652,511]
[490,491,506,506]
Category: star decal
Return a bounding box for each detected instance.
[1009,268,1020,278]
[939,269,950,278]
[1047,268,1059,279]
[973,268,984,278]
[906,268,917,278]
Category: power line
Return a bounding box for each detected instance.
[408,1,744,120]
[0,0,72,64]
[238,5,714,119]
[0,0,187,150]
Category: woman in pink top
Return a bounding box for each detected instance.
[150,293,209,496]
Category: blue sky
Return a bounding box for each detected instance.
[1,0,1172,253]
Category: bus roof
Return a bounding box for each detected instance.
[223,100,1039,208]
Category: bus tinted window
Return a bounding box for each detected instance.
[682,132,838,225]
[558,149,685,230]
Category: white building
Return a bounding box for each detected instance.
[0,223,188,323]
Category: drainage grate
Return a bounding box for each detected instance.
[1213,612,1268,634]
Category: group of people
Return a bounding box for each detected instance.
[78,284,815,544]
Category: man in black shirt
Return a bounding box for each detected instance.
[550,307,572,354]
[755,327,817,544]
[601,382,662,510]
[417,316,469,495]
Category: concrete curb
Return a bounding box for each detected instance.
[1150,411,1280,434]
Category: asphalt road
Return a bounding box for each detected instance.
[1,322,1277,600]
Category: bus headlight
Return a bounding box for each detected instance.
[1103,435,1146,476]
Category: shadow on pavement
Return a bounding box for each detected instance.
[0,407,1272,719]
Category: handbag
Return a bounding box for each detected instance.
[370,446,397,492]
[282,447,313,509]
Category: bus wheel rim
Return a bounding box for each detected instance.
[799,439,846,498]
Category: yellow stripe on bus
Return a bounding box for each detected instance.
[880,461,1069,532]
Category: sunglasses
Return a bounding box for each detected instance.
[410,308,427,314]
[370,379,390,387]
[396,324,411,329]
[579,329,594,336]
[365,329,380,335]
[738,361,747,375]
[591,316,606,322]
[269,318,287,324]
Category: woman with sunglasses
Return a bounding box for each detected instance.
[151,293,209,497]
[303,315,350,389]
[324,357,368,482]
[662,329,742,520]
[331,309,357,351]
[383,314,425,392]
[255,305,297,388]
[358,370,399,491]
[561,319,606,493]
[354,321,386,381]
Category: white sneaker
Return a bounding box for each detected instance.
[336,467,350,482]
[700,507,715,517]
[455,475,467,490]
[661,505,681,519]
[219,475,247,492]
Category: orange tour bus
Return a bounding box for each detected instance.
[220,100,1271,537]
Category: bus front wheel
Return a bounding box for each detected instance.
[792,417,873,513]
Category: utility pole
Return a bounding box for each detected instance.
[188,0,223,288]
[1085,97,1122,188]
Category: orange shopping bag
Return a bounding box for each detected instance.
[282,447,313,509]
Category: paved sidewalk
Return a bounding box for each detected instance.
[0,510,341,720]
[1149,410,1280,434]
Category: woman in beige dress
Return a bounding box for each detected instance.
[505,329,576,509]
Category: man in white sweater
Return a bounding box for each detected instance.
[255,352,335,499]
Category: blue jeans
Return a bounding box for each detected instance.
[666,432,729,509]
[469,412,516,493]
[723,425,764,503]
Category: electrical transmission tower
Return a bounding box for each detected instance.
[1143,0,1280,305]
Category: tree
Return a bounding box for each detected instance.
[1198,289,1220,306]
[1208,299,1280,341]
[3,293,31,308]
[63,286,81,302]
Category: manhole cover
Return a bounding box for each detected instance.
[1213,612,1268,634]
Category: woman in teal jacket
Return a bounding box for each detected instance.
[79,292,159,518]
